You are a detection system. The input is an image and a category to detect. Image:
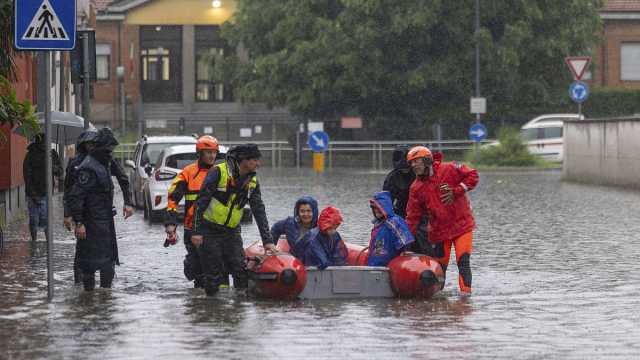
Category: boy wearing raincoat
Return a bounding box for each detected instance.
[368,191,415,266]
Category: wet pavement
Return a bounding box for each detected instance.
[1,168,639,359]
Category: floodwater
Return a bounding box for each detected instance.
[1,169,639,359]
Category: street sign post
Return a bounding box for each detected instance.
[14,0,76,50]
[565,56,591,80]
[308,131,330,152]
[14,0,77,301]
[569,80,589,118]
[469,123,488,142]
[308,131,329,173]
[569,81,589,104]
[470,97,486,115]
[70,30,96,83]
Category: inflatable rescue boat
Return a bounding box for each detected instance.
[245,239,444,300]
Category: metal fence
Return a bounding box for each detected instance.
[113,139,493,170]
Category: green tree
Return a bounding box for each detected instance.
[221,0,602,138]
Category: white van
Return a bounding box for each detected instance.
[520,114,583,162]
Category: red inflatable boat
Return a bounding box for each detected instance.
[245,239,444,300]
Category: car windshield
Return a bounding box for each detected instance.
[165,152,198,169]
[142,143,192,167]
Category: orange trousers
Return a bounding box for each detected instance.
[433,231,473,293]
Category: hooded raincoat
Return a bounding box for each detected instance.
[368,191,415,266]
[67,149,119,273]
[270,196,319,258]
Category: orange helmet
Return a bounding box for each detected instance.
[196,135,219,152]
[407,146,432,162]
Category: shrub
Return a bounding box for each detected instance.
[465,127,541,167]
[0,75,39,143]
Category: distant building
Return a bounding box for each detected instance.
[94,0,293,140]
[593,0,640,89]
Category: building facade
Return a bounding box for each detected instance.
[0,55,35,227]
[94,0,294,140]
[593,1,640,89]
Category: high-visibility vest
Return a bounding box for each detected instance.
[203,161,256,228]
[167,162,209,229]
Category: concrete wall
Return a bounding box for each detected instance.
[563,117,640,188]
[0,186,27,228]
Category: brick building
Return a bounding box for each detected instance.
[593,0,640,89]
[94,0,294,140]
[0,0,92,226]
[0,55,35,226]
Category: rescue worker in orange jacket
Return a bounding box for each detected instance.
[164,135,219,288]
[405,146,479,295]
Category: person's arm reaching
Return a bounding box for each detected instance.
[248,182,275,249]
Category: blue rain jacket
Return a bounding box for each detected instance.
[368,191,415,266]
[301,228,348,270]
[270,196,319,258]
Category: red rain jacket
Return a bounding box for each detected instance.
[405,153,478,243]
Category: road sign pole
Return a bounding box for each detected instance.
[578,102,582,118]
[313,152,325,173]
[82,32,91,129]
[475,0,481,124]
[44,51,54,301]
[15,0,77,302]
[296,122,302,170]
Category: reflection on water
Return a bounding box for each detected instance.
[1,169,640,359]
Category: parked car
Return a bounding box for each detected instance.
[142,144,228,223]
[124,135,197,209]
[520,113,584,162]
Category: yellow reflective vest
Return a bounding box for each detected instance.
[202,161,256,228]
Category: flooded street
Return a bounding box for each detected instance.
[1,169,639,359]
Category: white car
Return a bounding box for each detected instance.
[520,113,584,162]
[142,144,228,223]
[125,136,198,209]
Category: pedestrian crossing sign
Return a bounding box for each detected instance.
[14,0,76,50]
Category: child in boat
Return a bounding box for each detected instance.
[270,195,319,258]
[301,206,348,269]
[368,191,415,266]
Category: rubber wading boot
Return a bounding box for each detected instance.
[204,282,219,297]
[194,276,204,289]
[74,266,82,285]
[100,265,115,288]
[183,258,195,281]
[83,272,96,291]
